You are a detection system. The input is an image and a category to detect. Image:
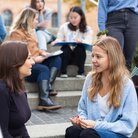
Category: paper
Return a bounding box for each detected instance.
[47,50,63,57]
[53,42,92,51]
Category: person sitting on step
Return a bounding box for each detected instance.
[8,7,62,110]
[52,6,93,78]
[30,0,56,51]
[65,36,138,138]
[0,41,34,137]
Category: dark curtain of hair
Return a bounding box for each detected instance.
[0,41,28,93]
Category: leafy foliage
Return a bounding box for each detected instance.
[132,44,138,69]
[63,0,97,10]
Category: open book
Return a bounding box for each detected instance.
[47,50,63,58]
[53,42,92,51]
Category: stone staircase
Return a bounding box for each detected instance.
[26,52,92,110]
[25,44,93,137]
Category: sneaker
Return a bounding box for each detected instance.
[76,74,85,78]
[37,105,62,110]
[60,74,68,78]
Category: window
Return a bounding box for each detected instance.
[1,9,13,26]
[52,12,58,27]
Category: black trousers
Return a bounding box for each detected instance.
[65,125,100,138]
[106,10,138,70]
[60,44,86,74]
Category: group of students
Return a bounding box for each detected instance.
[0,0,93,137]
[0,0,138,137]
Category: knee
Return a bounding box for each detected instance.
[65,126,74,137]
[80,128,100,138]
[61,45,71,54]
[37,70,50,81]
[80,129,90,138]
[65,125,83,138]
[52,56,62,69]
[65,126,80,138]
[39,65,49,73]
[55,56,61,64]
[74,46,86,56]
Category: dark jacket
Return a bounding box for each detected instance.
[0,80,31,138]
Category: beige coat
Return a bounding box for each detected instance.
[8,29,42,57]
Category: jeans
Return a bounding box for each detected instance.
[36,29,52,50]
[60,44,86,74]
[26,56,61,82]
[65,125,127,138]
[106,10,138,70]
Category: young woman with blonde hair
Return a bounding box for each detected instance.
[8,7,62,110]
[65,36,138,138]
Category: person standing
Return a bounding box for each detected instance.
[98,0,138,70]
[65,36,138,138]
[52,6,93,78]
[0,15,6,43]
[30,0,56,50]
[0,41,34,138]
[8,7,62,110]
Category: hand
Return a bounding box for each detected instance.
[51,40,58,46]
[41,51,50,58]
[75,38,82,43]
[70,115,80,126]
[33,56,47,63]
[79,119,96,129]
[39,8,45,15]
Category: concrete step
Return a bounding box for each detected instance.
[27,91,81,110]
[27,122,71,138]
[26,122,138,138]
[85,52,92,64]
[25,77,85,92]
[66,64,91,76]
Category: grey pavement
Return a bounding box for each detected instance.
[26,107,77,126]
[26,107,138,138]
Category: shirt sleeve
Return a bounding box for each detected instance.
[95,79,138,137]
[56,23,66,41]
[78,73,92,119]
[81,26,93,45]
[98,0,108,31]
[43,8,52,21]
[0,86,13,138]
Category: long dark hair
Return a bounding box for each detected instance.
[0,41,28,93]
[68,6,87,33]
[30,0,45,9]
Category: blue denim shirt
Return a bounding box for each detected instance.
[0,15,7,43]
[98,0,138,31]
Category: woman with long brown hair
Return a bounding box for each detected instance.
[0,41,34,137]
